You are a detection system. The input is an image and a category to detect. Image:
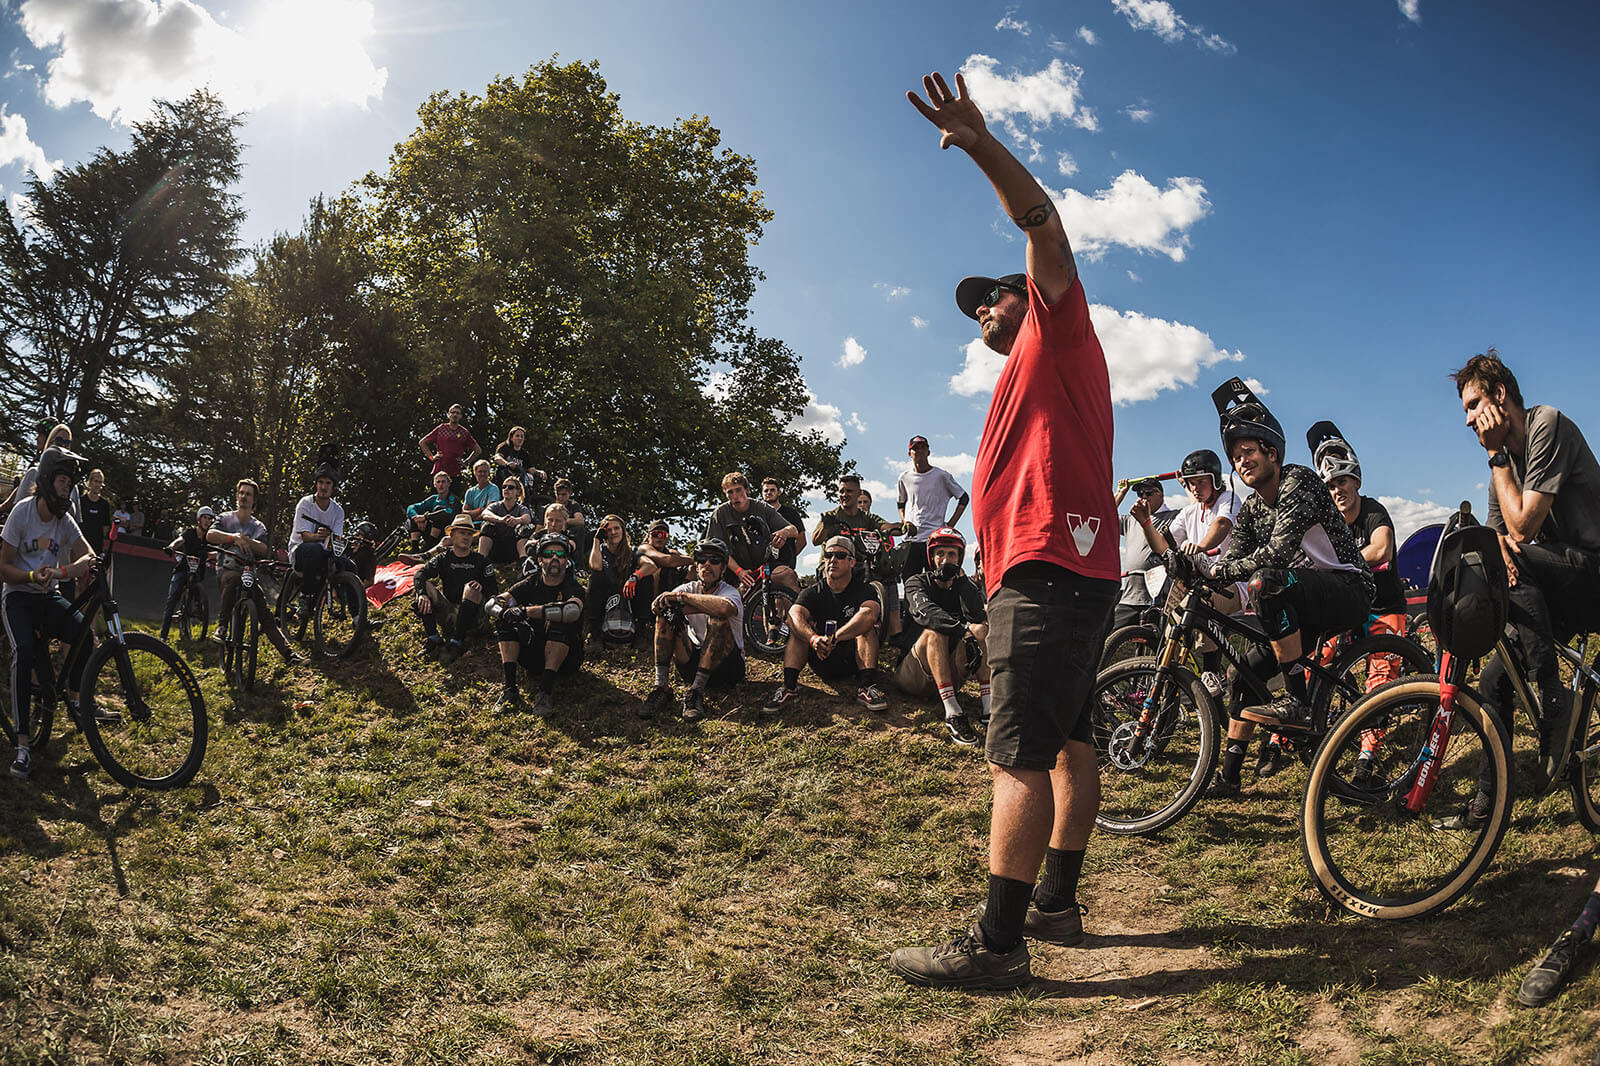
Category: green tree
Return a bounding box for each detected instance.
[0,91,244,472]
[356,58,843,523]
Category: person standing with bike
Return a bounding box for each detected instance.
[889,70,1120,992]
[1456,349,1600,794]
[1,447,97,781]
[208,478,304,666]
[288,459,353,622]
[1173,380,1373,798]
[159,506,215,641]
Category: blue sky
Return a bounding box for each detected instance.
[2,0,1596,569]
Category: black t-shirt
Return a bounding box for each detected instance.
[506,572,584,612]
[495,444,537,475]
[1350,497,1405,615]
[902,571,987,641]
[176,526,211,561]
[705,500,789,571]
[419,549,498,604]
[79,497,112,551]
[796,574,880,634]
[772,502,806,569]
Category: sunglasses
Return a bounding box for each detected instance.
[538,549,566,559]
[692,552,725,563]
[1136,487,1164,497]
[822,550,854,561]
[984,283,1022,307]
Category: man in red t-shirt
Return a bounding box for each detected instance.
[890,70,1120,992]
[419,403,481,482]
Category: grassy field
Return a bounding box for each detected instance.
[2,608,1599,1065]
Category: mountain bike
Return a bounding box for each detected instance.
[214,546,293,691]
[163,550,210,642]
[743,544,798,658]
[1090,574,1431,835]
[274,519,368,659]
[1,550,207,789]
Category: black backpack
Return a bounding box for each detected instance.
[1425,504,1509,660]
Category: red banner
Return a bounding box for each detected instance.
[367,561,422,609]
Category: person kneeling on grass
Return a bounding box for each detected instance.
[489,532,585,717]
[763,535,888,716]
[641,537,746,721]
[896,526,991,746]
[414,515,497,662]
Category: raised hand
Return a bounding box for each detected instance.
[907,72,987,151]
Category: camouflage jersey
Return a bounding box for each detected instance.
[1212,463,1375,603]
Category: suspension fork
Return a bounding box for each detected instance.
[1400,650,1463,814]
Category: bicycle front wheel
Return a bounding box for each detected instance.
[744,586,796,659]
[1100,624,1160,669]
[79,633,207,789]
[313,571,368,659]
[1301,675,1513,920]
[239,597,260,691]
[1091,657,1221,835]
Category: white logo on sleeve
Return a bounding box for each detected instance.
[1066,514,1101,557]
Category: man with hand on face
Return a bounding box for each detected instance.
[1454,349,1600,802]
[641,537,745,721]
[763,535,886,716]
[1112,477,1175,632]
[414,514,497,662]
[489,531,585,717]
[897,527,990,746]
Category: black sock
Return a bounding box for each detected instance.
[1220,739,1247,783]
[783,667,800,690]
[454,602,479,642]
[1284,663,1308,703]
[979,874,1034,954]
[1033,847,1086,912]
[421,613,438,637]
[1201,649,1222,674]
[857,667,878,689]
[1572,892,1600,941]
[502,661,518,689]
[539,669,557,695]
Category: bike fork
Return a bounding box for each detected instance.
[1401,650,1460,814]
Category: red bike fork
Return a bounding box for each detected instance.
[1402,650,1458,814]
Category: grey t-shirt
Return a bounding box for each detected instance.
[1488,405,1600,553]
[704,499,795,571]
[2,500,84,595]
[213,512,268,571]
[1118,509,1176,607]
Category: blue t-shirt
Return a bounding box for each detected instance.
[464,484,502,514]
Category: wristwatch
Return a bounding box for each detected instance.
[1487,450,1511,469]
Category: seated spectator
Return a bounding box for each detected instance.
[895,527,991,746]
[635,519,692,603]
[814,473,904,639]
[552,479,589,556]
[477,477,536,565]
[159,506,215,641]
[208,478,304,665]
[763,535,887,715]
[405,471,460,551]
[706,471,800,599]
[761,477,808,571]
[642,537,744,720]
[493,426,548,499]
[462,459,501,523]
[420,402,480,483]
[414,514,498,661]
[490,531,585,716]
[587,514,644,645]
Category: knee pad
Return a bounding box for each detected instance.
[1247,568,1298,640]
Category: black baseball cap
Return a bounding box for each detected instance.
[955,273,1026,320]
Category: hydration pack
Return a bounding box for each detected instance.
[1426,504,1509,660]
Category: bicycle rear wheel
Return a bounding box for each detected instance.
[1568,682,1600,832]
[1091,657,1221,835]
[1316,633,1435,738]
[2,692,54,756]
[313,571,367,659]
[1301,675,1513,920]
[79,633,207,789]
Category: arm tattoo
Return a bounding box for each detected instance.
[1012,201,1055,229]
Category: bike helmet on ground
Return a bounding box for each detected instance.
[34,446,86,518]
[1307,420,1361,485]
[693,537,730,564]
[1212,377,1285,459]
[1180,449,1224,492]
[926,526,967,568]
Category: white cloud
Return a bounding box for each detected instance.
[1056,150,1078,176]
[19,0,387,125]
[1121,105,1154,123]
[1242,377,1269,395]
[1378,496,1451,544]
[1093,303,1244,405]
[860,478,893,501]
[959,54,1099,155]
[1127,270,1142,282]
[702,370,733,403]
[931,452,977,477]
[1077,26,1098,45]
[797,548,821,573]
[791,388,846,444]
[874,282,911,299]
[0,108,60,178]
[1398,0,1421,24]
[911,315,928,329]
[949,337,1009,397]
[847,411,868,434]
[1111,0,1235,54]
[838,336,867,369]
[1049,169,1211,261]
[996,14,1030,35]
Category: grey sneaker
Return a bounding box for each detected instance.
[492,686,525,715]
[682,688,706,720]
[888,924,1031,990]
[1519,929,1586,1007]
[10,747,32,780]
[975,899,1088,946]
[531,691,554,717]
[857,684,888,712]
[762,685,797,716]
[1239,692,1314,733]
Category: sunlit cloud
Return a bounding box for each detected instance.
[838,337,867,368]
[1111,0,1235,54]
[1048,169,1211,261]
[0,107,60,178]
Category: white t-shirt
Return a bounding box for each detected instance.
[897,466,966,541]
[685,578,745,653]
[288,495,346,550]
[2,500,84,596]
[1171,490,1241,576]
[213,512,268,571]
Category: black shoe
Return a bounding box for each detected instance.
[9,747,32,781]
[1519,929,1586,1007]
[945,714,981,747]
[641,685,673,719]
[682,688,706,721]
[1351,752,1382,792]
[888,924,1031,990]
[493,687,525,715]
[1239,692,1315,733]
[1205,770,1241,798]
[1434,804,1490,831]
[1255,738,1287,779]
[975,899,1088,946]
[1537,690,1580,793]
